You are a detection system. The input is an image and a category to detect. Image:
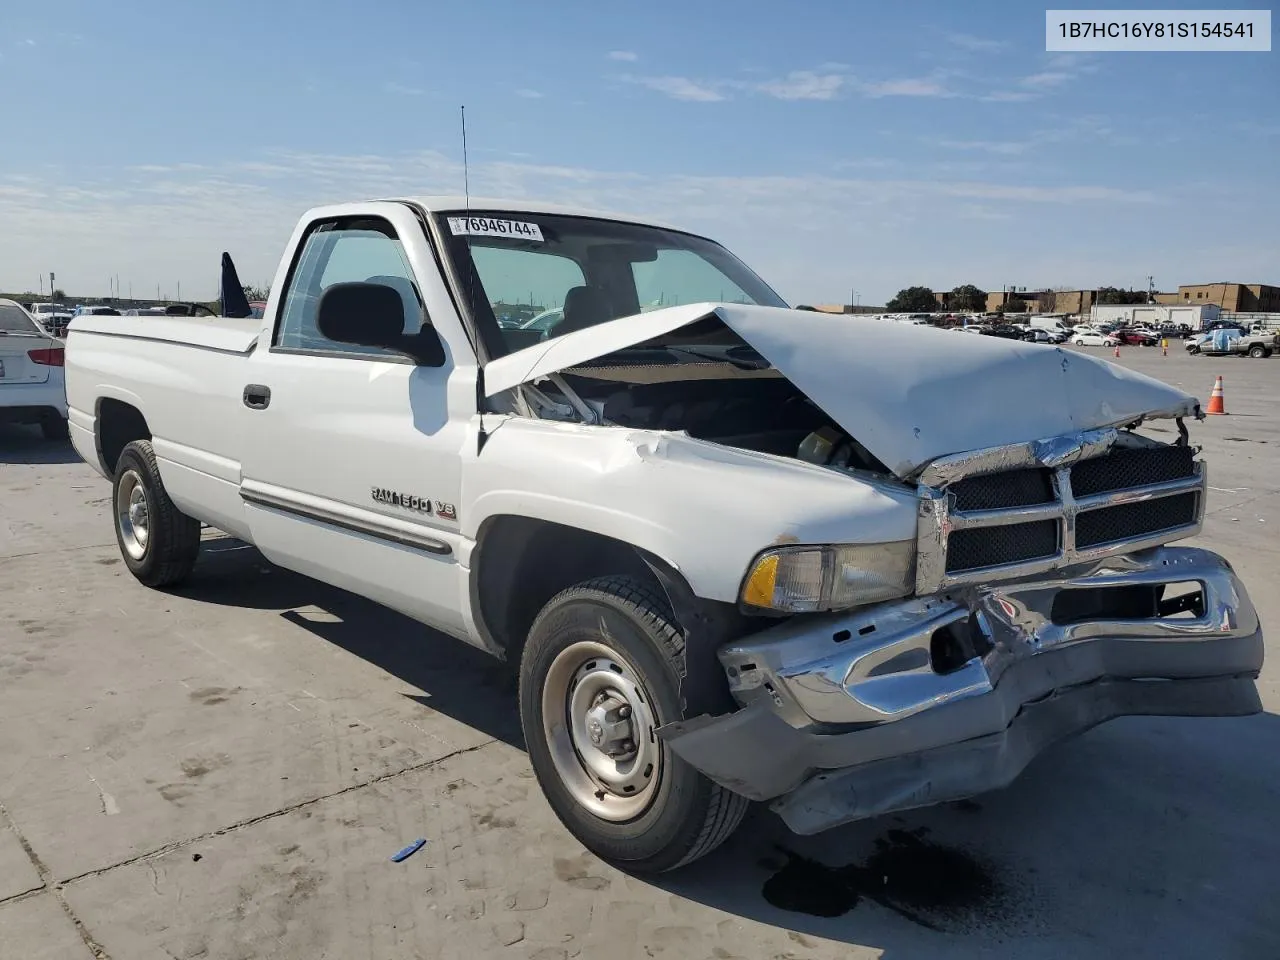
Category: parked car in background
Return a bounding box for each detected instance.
[1192,328,1278,358]
[0,299,68,439]
[1186,329,1244,354]
[1118,328,1159,347]
[985,324,1025,340]
[74,305,121,317]
[1072,330,1119,347]
[28,302,74,337]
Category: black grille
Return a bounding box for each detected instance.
[1075,492,1198,548]
[946,520,1059,573]
[1070,446,1196,498]
[949,468,1055,512]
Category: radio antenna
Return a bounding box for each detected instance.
[461,105,471,213]
[460,105,478,317]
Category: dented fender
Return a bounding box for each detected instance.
[461,416,919,604]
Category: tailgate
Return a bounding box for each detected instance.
[0,336,51,384]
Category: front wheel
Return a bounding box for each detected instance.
[112,440,202,587]
[519,576,748,873]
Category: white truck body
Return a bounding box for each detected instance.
[63,197,1263,866]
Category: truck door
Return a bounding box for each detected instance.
[239,208,475,639]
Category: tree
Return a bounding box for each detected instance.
[1096,286,1146,305]
[949,284,986,312]
[885,286,938,312]
[51,288,66,300]
[242,285,270,302]
[1001,295,1027,314]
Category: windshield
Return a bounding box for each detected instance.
[434,211,786,359]
[0,303,41,335]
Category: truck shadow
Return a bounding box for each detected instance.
[182,536,524,748]
[0,424,82,464]
[178,539,1280,957]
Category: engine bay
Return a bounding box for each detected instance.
[522,370,892,474]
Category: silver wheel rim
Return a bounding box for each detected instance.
[541,639,661,821]
[116,470,151,561]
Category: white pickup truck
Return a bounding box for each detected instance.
[64,197,1263,872]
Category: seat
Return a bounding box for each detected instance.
[557,286,612,336]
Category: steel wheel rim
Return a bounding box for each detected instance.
[116,470,150,561]
[541,639,661,822]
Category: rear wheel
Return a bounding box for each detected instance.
[1248,344,1267,358]
[519,576,748,873]
[112,440,201,587]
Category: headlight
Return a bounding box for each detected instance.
[740,542,916,613]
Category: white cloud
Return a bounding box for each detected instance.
[515,88,544,99]
[22,38,37,47]
[384,81,427,96]
[625,75,726,102]
[608,50,638,61]
[948,33,1004,52]
[0,146,1210,306]
[756,71,844,101]
[982,90,1039,102]
[1021,71,1072,88]
[937,139,1029,156]
[862,78,953,98]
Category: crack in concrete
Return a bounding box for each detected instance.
[0,884,47,907]
[0,541,118,563]
[0,799,112,959]
[59,738,498,888]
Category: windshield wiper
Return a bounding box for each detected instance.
[667,345,771,370]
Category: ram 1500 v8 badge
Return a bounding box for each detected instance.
[63,197,1263,872]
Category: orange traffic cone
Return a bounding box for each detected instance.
[1162,339,1168,356]
[1206,375,1226,415]
[1113,343,1121,358]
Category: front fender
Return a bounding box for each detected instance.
[463,419,918,604]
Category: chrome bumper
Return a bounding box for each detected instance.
[658,546,1263,833]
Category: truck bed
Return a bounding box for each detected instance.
[65,314,261,541]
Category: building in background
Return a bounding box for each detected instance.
[1169,283,1280,312]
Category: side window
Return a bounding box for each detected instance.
[275,218,424,355]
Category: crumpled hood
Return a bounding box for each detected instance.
[483,303,1201,478]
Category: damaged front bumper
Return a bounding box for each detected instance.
[658,546,1263,834]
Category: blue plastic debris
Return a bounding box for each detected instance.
[390,838,427,863]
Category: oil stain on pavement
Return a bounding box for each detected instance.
[762,828,1014,932]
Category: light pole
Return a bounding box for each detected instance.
[850,289,860,313]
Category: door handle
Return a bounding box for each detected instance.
[242,384,272,410]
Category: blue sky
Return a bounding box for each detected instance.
[1,0,1276,304]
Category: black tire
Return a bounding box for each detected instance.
[112,440,201,587]
[40,415,69,441]
[1189,345,1200,355]
[1248,344,1266,358]
[519,576,749,873]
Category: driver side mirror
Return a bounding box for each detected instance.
[316,282,445,366]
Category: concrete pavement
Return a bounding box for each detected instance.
[1,345,1277,959]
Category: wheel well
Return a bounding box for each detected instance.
[472,517,663,662]
[96,399,151,477]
